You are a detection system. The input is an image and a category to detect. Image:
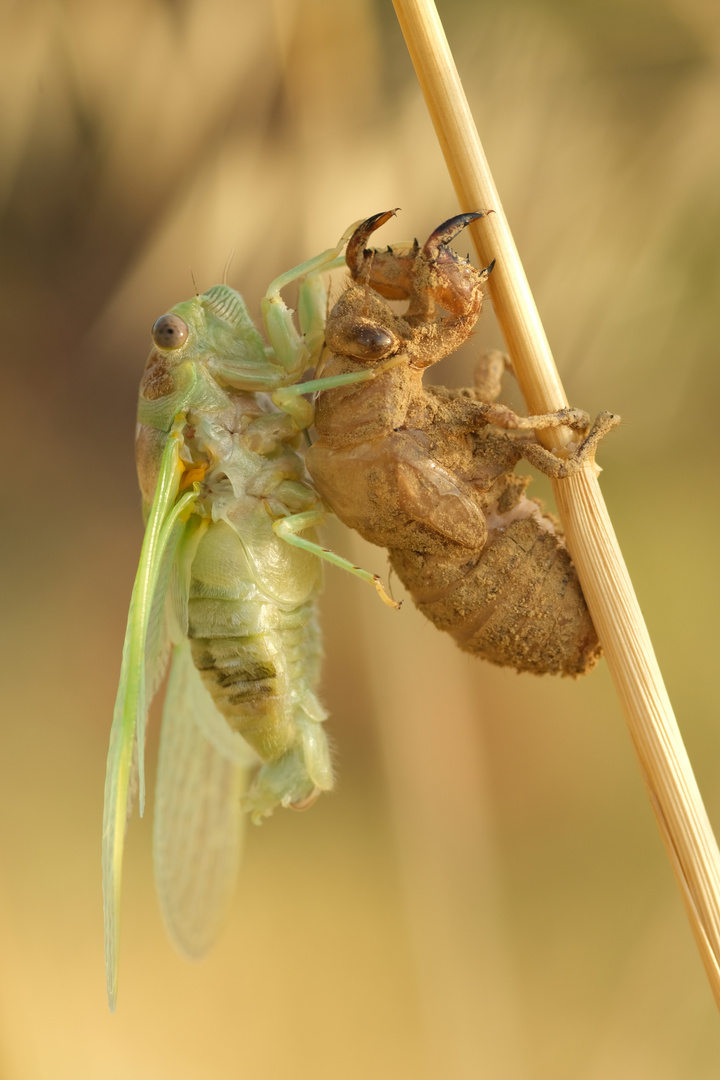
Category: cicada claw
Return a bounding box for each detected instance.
[345,208,409,299]
[419,212,489,316]
[345,209,492,320]
[421,211,484,257]
[289,787,322,812]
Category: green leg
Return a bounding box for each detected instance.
[273,509,401,609]
[272,353,407,418]
[261,219,408,428]
[297,267,336,361]
[260,223,357,379]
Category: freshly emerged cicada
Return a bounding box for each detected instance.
[103,231,401,1010]
[306,211,620,676]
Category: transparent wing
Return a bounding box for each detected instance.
[143,515,185,705]
[153,641,257,959]
[102,429,197,1010]
[166,514,207,647]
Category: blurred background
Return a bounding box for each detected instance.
[1,0,719,1076]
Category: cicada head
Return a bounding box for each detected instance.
[139,285,290,432]
[153,286,266,368]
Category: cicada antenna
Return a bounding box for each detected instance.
[222,249,236,286]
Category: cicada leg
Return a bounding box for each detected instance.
[260,219,361,383]
[273,509,401,609]
[467,353,620,475]
[518,411,622,478]
[271,352,408,426]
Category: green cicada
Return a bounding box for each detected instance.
[102,228,400,1010]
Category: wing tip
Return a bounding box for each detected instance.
[104,935,119,1012]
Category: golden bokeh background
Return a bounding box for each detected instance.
[2,0,720,1076]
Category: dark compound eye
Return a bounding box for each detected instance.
[327,317,398,362]
[151,313,189,350]
[348,323,396,359]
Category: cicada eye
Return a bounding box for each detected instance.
[151,313,189,350]
[327,317,398,362]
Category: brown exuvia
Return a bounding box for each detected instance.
[306,210,620,676]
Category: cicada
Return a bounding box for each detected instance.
[306,210,620,676]
[102,230,400,1010]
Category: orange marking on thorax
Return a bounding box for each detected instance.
[179,462,207,491]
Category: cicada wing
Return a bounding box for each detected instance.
[143,515,185,703]
[166,514,207,647]
[153,641,257,958]
[102,429,197,1010]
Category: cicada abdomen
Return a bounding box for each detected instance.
[185,515,330,819]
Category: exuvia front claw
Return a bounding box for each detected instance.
[345,209,492,322]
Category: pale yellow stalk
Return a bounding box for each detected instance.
[392,0,720,1005]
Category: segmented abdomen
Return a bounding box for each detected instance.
[187,520,326,763]
[391,515,600,677]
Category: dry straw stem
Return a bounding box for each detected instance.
[392,0,720,1006]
